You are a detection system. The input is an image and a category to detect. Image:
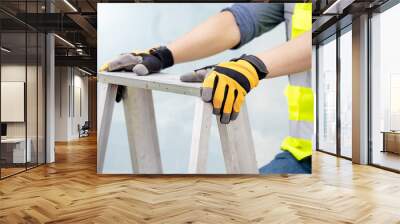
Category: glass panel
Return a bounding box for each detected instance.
[37,0,46,165]
[340,29,352,158]
[27,31,38,169]
[0,1,46,178]
[318,38,337,154]
[371,4,400,171]
[312,46,317,150]
[0,1,28,32]
[390,75,400,130]
[1,31,27,177]
[38,32,45,165]
[26,0,39,169]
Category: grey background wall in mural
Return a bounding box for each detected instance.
[97,3,289,173]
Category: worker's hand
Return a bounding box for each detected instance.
[99,46,174,102]
[201,55,268,124]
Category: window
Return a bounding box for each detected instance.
[390,74,400,130]
[339,28,352,158]
[370,2,400,171]
[317,37,337,154]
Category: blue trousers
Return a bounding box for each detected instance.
[259,151,311,174]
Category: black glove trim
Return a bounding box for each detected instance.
[214,66,251,93]
[194,64,216,72]
[150,46,174,69]
[232,54,268,80]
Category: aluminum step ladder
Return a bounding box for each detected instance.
[97,71,259,174]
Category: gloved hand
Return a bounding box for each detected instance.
[199,55,268,124]
[99,46,174,102]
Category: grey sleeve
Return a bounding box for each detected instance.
[222,3,285,49]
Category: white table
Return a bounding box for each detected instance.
[1,138,31,163]
[97,72,258,174]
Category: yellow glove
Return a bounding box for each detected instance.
[201,55,268,124]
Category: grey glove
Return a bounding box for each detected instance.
[101,53,147,75]
[99,46,174,102]
[180,65,215,83]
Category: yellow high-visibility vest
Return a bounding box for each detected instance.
[281,3,314,161]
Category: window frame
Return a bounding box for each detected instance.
[315,24,352,161]
[367,0,400,173]
[315,0,400,173]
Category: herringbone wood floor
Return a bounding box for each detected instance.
[1,135,400,224]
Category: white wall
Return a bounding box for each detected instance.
[1,65,33,138]
[55,67,89,141]
[72,73,89,137]
[1,63,46,164]
[55,66,69,141]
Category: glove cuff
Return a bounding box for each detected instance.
[234,54,268,80]
[150,46,174,69]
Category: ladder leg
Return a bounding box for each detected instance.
[97,84,118,173]
[217,117,241,174]
[123,87,162,174]
[188,99,212,174]
[231,104,258,174]
[217,103,259,174]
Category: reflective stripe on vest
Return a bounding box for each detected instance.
[281,136,312,161]
[281,85,314,160]
[284,85,314,122]
[281,3,313,161]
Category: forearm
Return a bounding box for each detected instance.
[256,31,311,79]
[167,11,240,64]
